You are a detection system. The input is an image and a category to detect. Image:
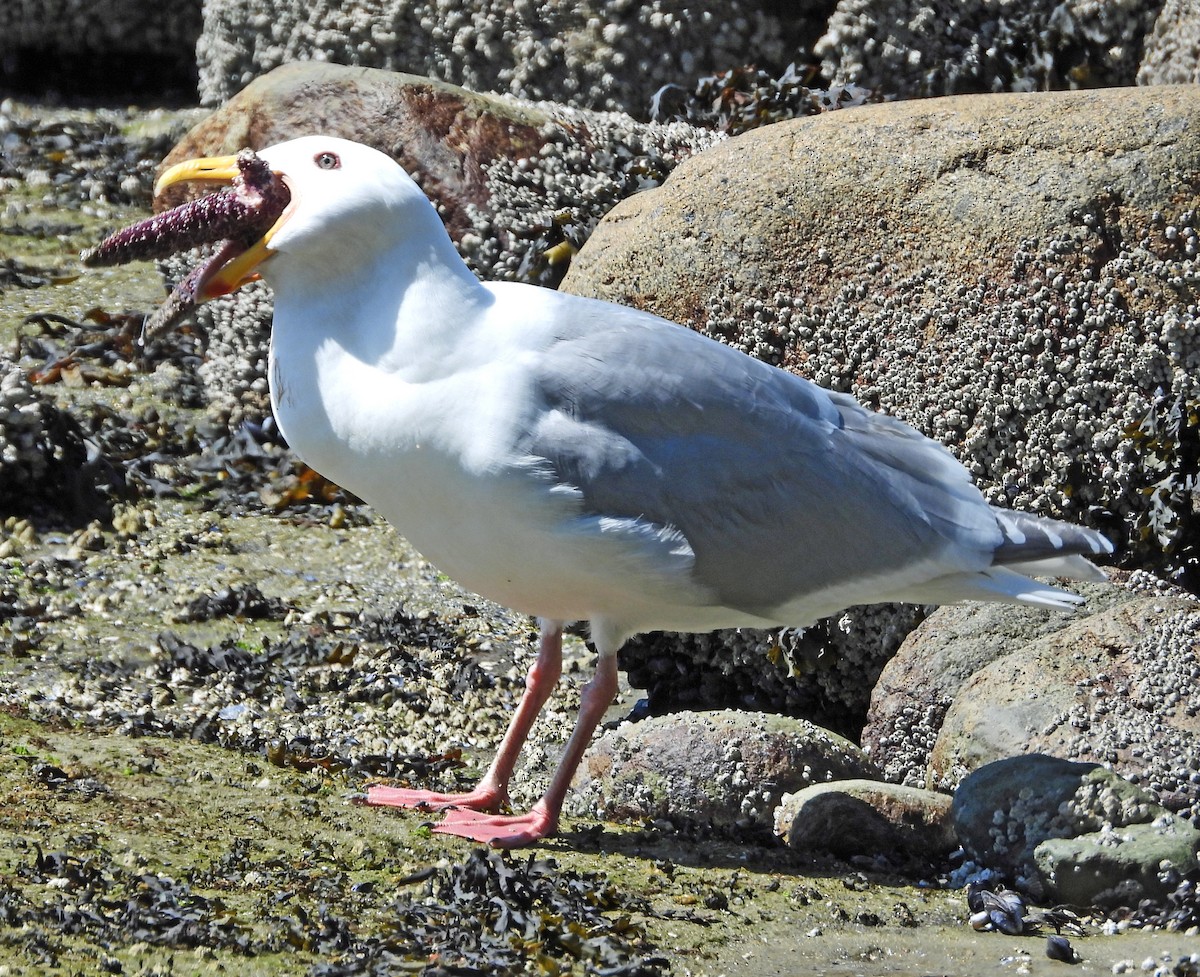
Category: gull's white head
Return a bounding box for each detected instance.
[257,137,431,276]
[153,135,438,300]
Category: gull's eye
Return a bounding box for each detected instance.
[314,151,341,170]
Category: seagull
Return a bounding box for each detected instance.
[134,135,1111,846]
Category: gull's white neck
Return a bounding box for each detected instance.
[264,223,491,488]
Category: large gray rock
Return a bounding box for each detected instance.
[155,62,717,419]
[862,575,1133,786]
[570,710,876,833]
[1138,0,1200,86]
[926,591,1200,826]
[864,573,1200,825]
[564,86,1200,580]
[566,85,1200,730]
[195,0,807,111]
[816,0,1161,97]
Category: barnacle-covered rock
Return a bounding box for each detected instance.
[1137,0,1200,86]
[619,603,926,738]
[154,62,719,420]
[865,574,1200,827]
[194,0,800,112]
[1034,816,1200,909]
[815,0,1159,97]
[935,592,1199,820]
[570,709,875,833]
[953,754,1200,905]
[567,85,1200,726]
[861,577,1131,787]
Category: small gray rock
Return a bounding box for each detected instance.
[774,779,956,861]
[571,709,876,832]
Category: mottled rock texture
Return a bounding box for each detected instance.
[194,0,815,111]
[1035,817,1200,908]
[774,779,956,861]
[567,85,1200,728]
[861,577,1130,786]
[570,709,875,832]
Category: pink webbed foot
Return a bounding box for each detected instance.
[364,784,509,814]
[432,802,557,848]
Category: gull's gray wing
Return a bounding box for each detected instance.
[522,299,1001,616]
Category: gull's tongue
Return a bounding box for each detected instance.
[81,149,290,340]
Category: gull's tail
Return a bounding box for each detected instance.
[901,508,1115,612]
[968,508,1115,611]
[990,507,1114,581]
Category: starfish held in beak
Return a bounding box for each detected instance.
[82,148,292,339]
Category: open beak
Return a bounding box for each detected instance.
[154,153,290,300]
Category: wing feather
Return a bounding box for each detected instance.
[520,298,1000,615]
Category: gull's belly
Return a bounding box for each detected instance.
[320,442,702,624]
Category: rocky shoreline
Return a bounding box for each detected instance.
[2,54,1200,977]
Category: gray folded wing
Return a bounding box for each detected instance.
[523,304,1003,616]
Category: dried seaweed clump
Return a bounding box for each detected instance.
[361,848,667,977]
[0,356,119,521]
[1125,392,1200,587]
[815,0,1160,97]
[650,63,875,135]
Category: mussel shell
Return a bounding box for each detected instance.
[1045,934,1081,963]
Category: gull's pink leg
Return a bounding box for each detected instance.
[433,644,619,848]
[366,620,563,813]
